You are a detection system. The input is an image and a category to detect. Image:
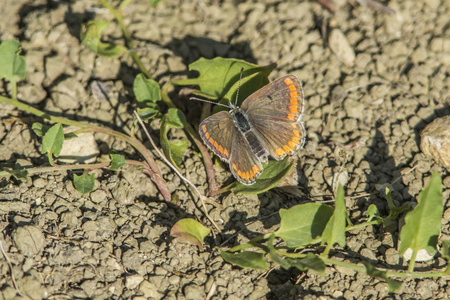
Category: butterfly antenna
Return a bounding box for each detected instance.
[189,96,231,109]
[234,67,245,107]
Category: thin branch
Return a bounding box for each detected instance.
[134,111,221,232]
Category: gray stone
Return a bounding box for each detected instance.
[13,226,45,257]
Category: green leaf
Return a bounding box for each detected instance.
[41,123,64,166]
[32,122,50,137]
[266,234,291,269]
[189,57,275,99]
[0,39,27,83]
[234,158,294,194]
[136,105,160,121]
[133,74,161,104]
[398,172,443,260]
[366,204,380,222]
[149,0,165,7]
[73,173,95,194]
[219,249,269,270]
[275,203,334,247]
[170,218,210,250]
[287,253,326,274]
[80,20,127,57]
[383,187,411,227]
[109,151,126,171]
[2,168,29,181]
[363,262,402,292]
[321,184,346,248]
[160,108,188,170]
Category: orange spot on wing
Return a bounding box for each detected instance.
[284,78,293,85]
[288,113,295,120]
[209,137,214,144]
[276,148,285,156]
[202,125,207,132]
[232,163,237,171]
[205,132,210,139]
[289,105,297,113]
[289,141,295,148]
[238,170,242,177]
[289,85,296,91]
[249,169,254,177]
[290,97,297,105]
[218,145,224,154]
[290,91,298,98]
[292,136,300,143]
[224,149,229,157]
[253,165,259,173]
[283,145,293,152]
[293,129,300,137]
[214,141,219,149]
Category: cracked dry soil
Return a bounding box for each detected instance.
[1,0,450,299]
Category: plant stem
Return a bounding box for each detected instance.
[0,95,89,128]
[98,0,151,78]
[0,95,171,201]
[161,81,217,194]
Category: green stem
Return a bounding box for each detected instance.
[161,81,217,194]
[0,95,171,201]
[97,0,151,78]
[11,79,17,100]
[407,250,417,273]
[0,95,89,128]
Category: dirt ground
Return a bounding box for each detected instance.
[1,0,450,299]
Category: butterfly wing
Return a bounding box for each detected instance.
[229,129,263,185]
[200,110,263,185]
[240,75,306,160]
[199,111,234,162]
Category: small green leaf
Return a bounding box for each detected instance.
[189,57,275,99]
[275,203,334,247]
[398,171,443,260]
[149,0,165,8]
[234,158,294,194]
[109,151,126,171]
[363,262,402,292]
[41,124,64,166]
[73,173,95,194]
[2,168,29,181]
[219,249,269,270]
[160,108,188,170]
[266,234,291,269]
[287,253,326,274]
[133,74,161,104]
[170,218,210,249]
[136,105,160,122]
[64,132,78,140]
[80,20,127,57]
[32,122,50,137]
[366,204,380,222]
[383,187,411,227]
[321,184,347,248]
[0,39,27,83]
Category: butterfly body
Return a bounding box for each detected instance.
[200,75,306,185]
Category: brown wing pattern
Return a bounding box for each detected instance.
[241,75,306,160]
[229,130,263,185]
[199,111,234,162]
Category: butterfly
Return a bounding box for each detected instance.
[199,75,306,185]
